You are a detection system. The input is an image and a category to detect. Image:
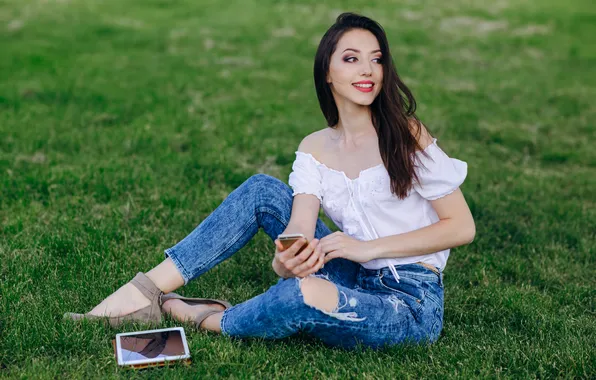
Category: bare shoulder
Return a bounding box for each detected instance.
[297,128,328,156]
[409,118,434,150]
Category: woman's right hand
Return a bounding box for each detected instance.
[272,237,325,279]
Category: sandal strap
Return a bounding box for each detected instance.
[195,309,221,328]
[130,272,162,302]
[161,292,232,309]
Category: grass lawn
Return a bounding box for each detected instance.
[1,0,594,377]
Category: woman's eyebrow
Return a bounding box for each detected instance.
[342,48,382,54]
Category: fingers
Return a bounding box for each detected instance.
[316,232,344,256]
[285,239,318,268]
[293,243,322,274]
[318,231,341,244]
[276,238,310,266]
[297,252,325,278]
[275,237,337,278]
[276,238,325,275]
[324,251,338,264]
[275,238,305,258]
[274,239,284,252]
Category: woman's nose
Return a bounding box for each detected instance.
[360,61,372,75]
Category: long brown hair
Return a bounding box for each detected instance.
[313,12,428,199]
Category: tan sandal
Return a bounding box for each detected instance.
[161,292,232,328]
[63,272,163,327]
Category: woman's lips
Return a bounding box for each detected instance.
[353,84,374,93]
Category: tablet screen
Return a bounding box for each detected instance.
[119,330,187,364]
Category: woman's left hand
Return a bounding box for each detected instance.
[318,231,374,264]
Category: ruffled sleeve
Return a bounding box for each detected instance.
[413,139,468,200]
[288,151,323,203]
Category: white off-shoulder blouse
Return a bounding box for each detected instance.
[288,138,467,281]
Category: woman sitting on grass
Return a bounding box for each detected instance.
[66,12,475,350]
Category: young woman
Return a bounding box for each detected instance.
[66,12,475,350]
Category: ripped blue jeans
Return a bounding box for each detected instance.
[165,174,444,350]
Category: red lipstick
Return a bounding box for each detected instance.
[352,80,374,93]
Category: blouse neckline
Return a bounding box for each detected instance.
[297,151,383,181]
[295,138,438,182]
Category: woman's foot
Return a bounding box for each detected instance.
[88,282,151,317]
[162,299,225,331]
[86,259,185,318]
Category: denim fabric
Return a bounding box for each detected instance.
[165,174,444,350]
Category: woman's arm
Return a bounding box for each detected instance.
[281,194,320,242]
[366,188,475,259]
[272,132,325,277]
[366,120,474,259]
[279,132,323,241]
[320,123,473,263]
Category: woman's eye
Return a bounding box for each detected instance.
[344,57,383,63]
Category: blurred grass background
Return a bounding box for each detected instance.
[0,0,594,378]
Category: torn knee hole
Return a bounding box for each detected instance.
[299,277,339,313]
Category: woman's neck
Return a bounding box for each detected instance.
[333,105,376,148]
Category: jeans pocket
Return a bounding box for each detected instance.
[378,274,425,302]
[378,274,425,319]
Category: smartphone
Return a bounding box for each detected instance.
[277,233,309,256]
[114,327,191,369]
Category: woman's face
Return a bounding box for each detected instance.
[326,29,384,107]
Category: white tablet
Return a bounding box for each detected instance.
[114,327,191,368]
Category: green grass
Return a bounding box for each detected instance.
[1,0,594,378]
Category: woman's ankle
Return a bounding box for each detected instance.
[145,258,185,293]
